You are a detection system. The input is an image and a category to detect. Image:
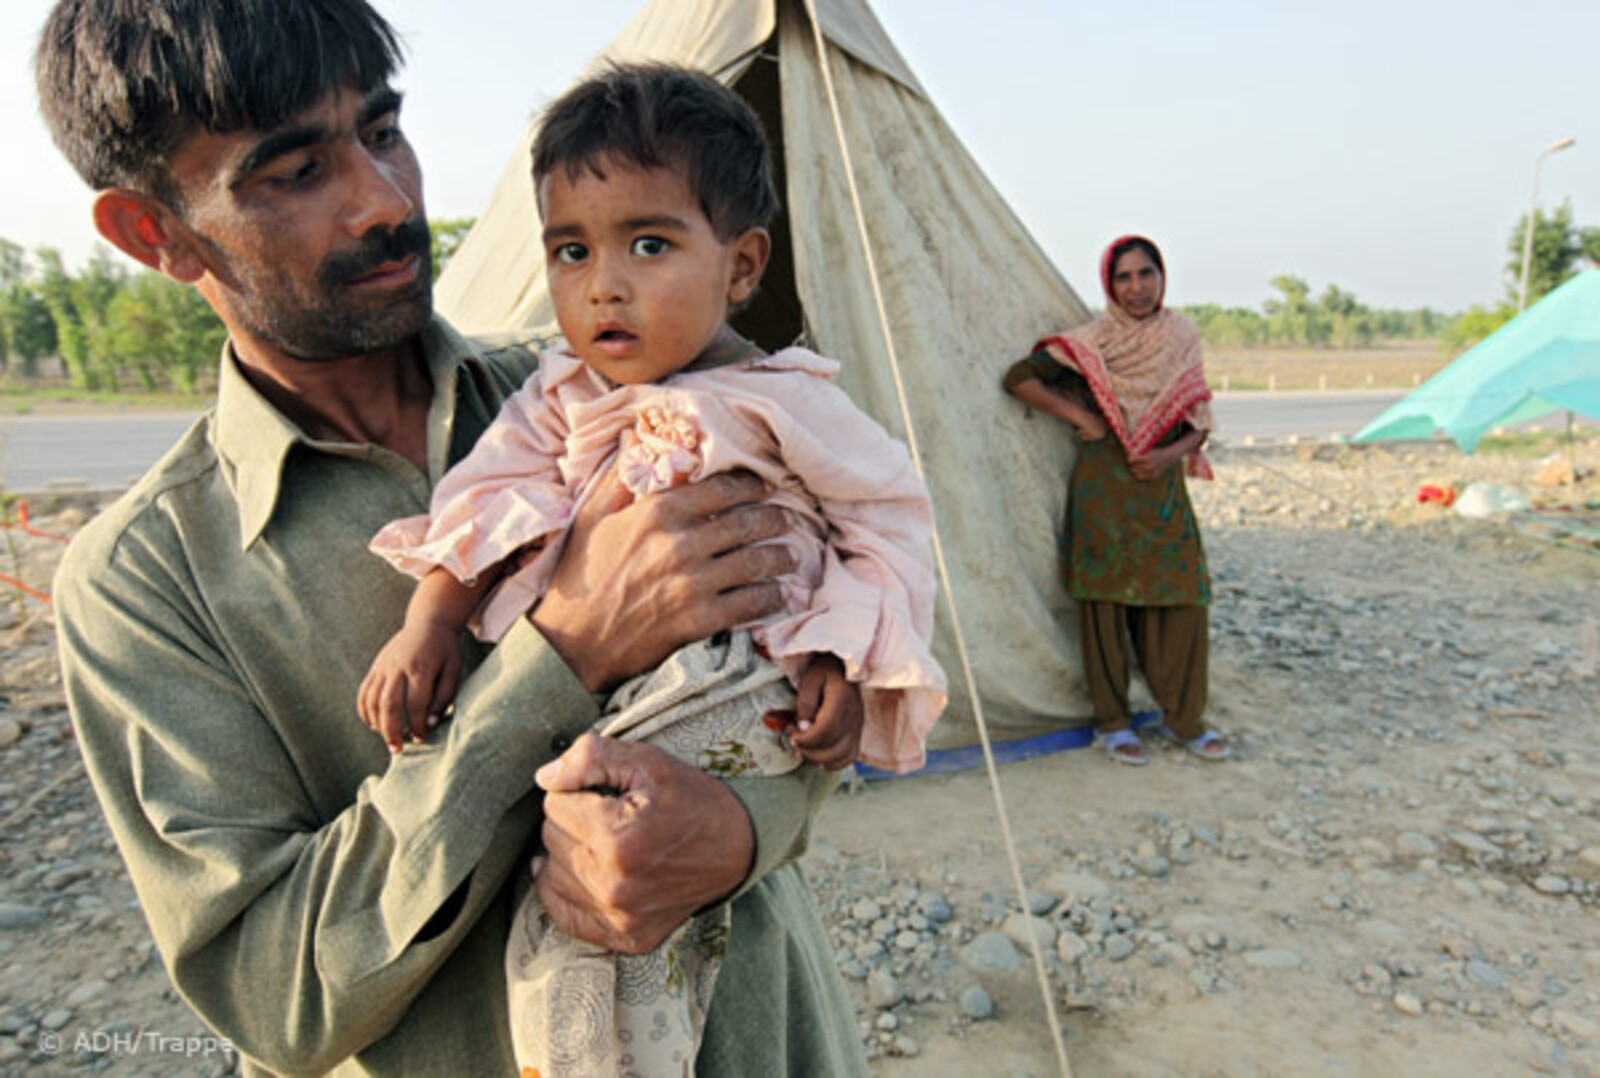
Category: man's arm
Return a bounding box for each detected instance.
[57,470,809,1070]
[56,535,595,1074]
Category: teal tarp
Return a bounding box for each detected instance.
[1355,271,1600,452]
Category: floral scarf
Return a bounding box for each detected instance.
[1036,235,1214,479]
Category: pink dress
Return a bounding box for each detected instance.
[371,344,945,773]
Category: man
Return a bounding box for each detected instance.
[38,1,864,1074]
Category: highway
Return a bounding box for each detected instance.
[5,389,1580,494]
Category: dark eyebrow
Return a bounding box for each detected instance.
[358,87,404,128]
[233,124,327,183]
[623,215,691,232]
[231,87,405,182]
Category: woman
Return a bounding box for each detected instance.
[1003,235,1228,765]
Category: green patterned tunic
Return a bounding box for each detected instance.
[1007,350,1210,606]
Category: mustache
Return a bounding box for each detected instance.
[319,216,432,287]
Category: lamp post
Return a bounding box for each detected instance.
[1517,136,1576,311]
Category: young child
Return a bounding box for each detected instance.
[359,63,946,1077]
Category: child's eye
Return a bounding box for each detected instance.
[631,236,669,257]
[553,243,589,265]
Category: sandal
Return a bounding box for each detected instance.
[1185,731,1231,761]
[1101,729,1147,766]
[1151,722,1231,761]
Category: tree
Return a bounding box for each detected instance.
[0,240,56,375]
[429,217,475,281]
[34,248,93,388]
[1439,304,1515,356]
[104,271,226,393]
[1506,201,1584,307]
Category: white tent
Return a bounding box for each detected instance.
[437,0,1101,750]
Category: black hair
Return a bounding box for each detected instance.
[531,62,777,240]
[1109,236,1165,278]
[35,0,404,205]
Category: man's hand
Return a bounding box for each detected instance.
[789,654,863,770]
[534,735,754,953]
[531,470,796,692]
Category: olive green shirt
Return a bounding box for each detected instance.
[54,317,861,1077]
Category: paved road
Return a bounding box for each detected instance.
[1210,389,1404,444]
[0,412,199,493]
[2,390,1586,494]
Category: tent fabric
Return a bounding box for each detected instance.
[1355,271,1600,452]
[436,0,1105,749]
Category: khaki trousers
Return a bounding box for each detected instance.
[1079,600,1209,742]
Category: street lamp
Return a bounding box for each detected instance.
[1517,135,1576,311]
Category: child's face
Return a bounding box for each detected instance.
[539,157,768,385]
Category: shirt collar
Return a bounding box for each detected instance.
[213,315,485,550]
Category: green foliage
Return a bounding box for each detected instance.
[429,217,476,282]
[0,238,223,395]
[1439,304,1515,356]
[1506,201,1586,306]
[103,273,226,393]
[0,241,57,375]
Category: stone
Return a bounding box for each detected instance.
[959,985,995,1020]
[867,966,901,1009]
[0,718,22,750]
[64,980,110,1007]
[961,932,1020,973]
[916,893,952,923]
[1392,993,1424,1017]
[1104,935,1136,962]
[1132,854,1171,878]
[1040,871,1110,902]
[1001,912,1056,951]
[1554,1010,1599,1041]
[0,904,48,931]
[850,899,882,925]
[1465,960,1504,992]
[1244,948,1304,970]
[1396,832,1439,857]
[1446,831,1502,858]
[1056,932,1089,963]
[1355,919,1409,946]
[1533,876,1571,895]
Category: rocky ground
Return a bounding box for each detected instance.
[2,437,1598,1076]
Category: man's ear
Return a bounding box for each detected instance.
[91,189,206,283]
[726,226,772,306]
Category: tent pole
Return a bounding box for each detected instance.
[797,4,1074,1074]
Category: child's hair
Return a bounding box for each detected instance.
[532,62,777,241]
[36,0,403,209]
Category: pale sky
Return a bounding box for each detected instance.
[3,0,1597,313]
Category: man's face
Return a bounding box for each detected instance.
[163,84,432,362]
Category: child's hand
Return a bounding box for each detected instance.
[358,621,462,753]
[790,654,863,770]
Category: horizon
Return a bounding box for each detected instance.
[3,0,1597,314]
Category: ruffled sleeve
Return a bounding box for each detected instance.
[370,367,575,593]
[738,359,947,773]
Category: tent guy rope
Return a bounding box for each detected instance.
[798,3,1074,1073]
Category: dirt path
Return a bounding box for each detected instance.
[1,440,1597,1076]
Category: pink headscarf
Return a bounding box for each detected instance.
[1036,235,1214,479]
